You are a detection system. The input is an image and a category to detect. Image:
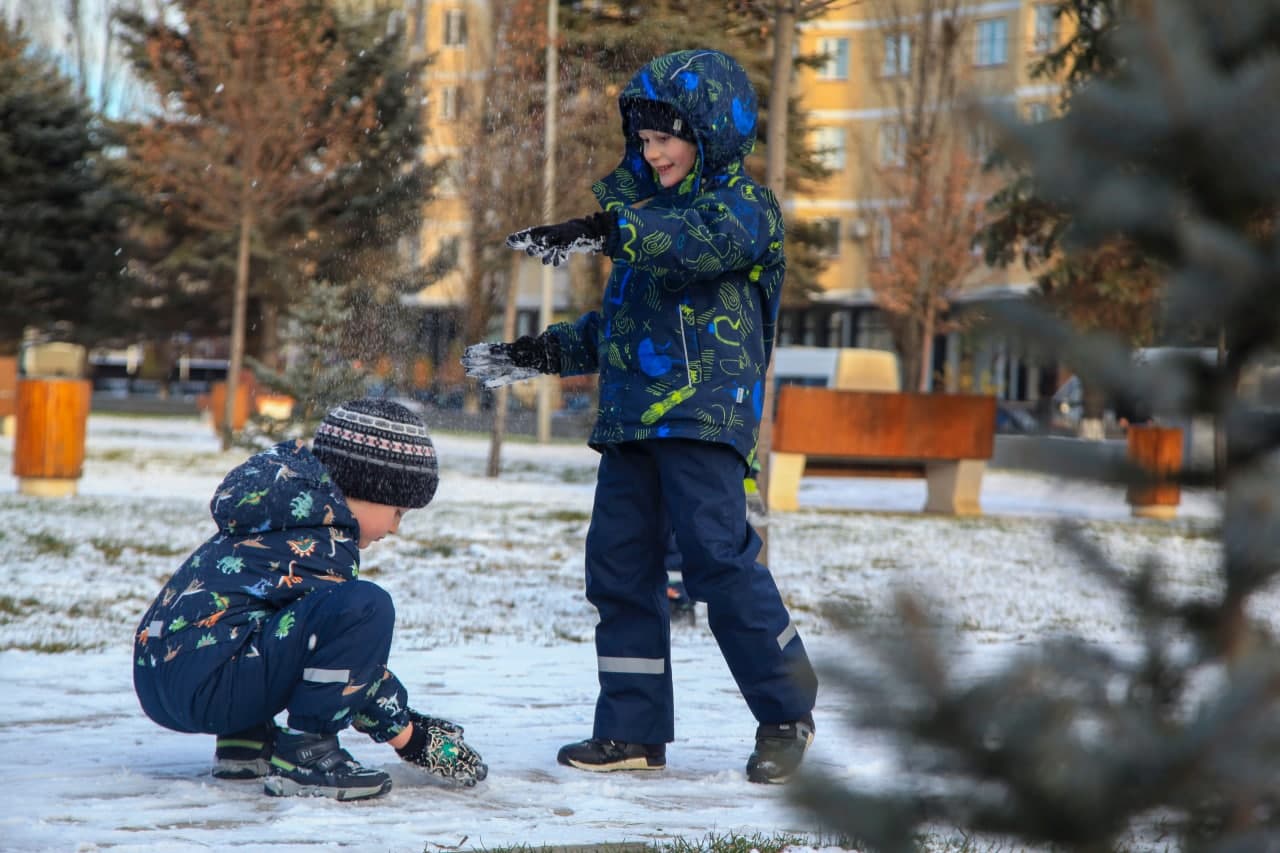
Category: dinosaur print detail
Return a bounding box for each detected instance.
[132,441,361,664]
[236,489,269,508]
[290,491,314,520]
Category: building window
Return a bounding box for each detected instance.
[1032,4,1058,53]
[877,123,906,167]
[444,8,467,46]
[975,18,1008,67]
[817,37,850,80]
[1026,101,1051,123]
[814,217,841,257]
[882,32,911,77]
[813,126,846,171]
[873,213,893,259]
[439,85,462,120]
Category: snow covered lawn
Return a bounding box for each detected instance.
[0,414,1229,851]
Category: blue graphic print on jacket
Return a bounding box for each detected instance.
[134,440,361,666]
[547,49,785,467]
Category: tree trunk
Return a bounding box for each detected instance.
[486,268,521,477]
[755,0,798,558]
[918,302,935,392]
[260,301,280,372]
[223,201,253,450]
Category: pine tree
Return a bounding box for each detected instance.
[116,0,424,446]
[789,2,1280,849]
[0,19,132,351]
[238,280,373,447]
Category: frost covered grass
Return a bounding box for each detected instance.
[0,414,1236,851]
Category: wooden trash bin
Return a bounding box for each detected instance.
[1126,424,1183,519]
[13,377,92,497]
[0,356,17,437]
[207,370,255,434]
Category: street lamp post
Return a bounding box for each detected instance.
[536,0,558,444]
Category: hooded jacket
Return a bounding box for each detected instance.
[546,49,784,467]
[133,441,361,668]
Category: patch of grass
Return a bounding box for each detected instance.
[89,448,134,464]
[2,640,91,653]
[540,509,590,524]
[88,538,187,563]
[468,832,835,853]
[0,595,41,616]
[25,532,73,558]
[400,536,463,559]
[91,538,127,563]
[557,466,596,484]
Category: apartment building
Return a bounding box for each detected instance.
[788,0,1068,399]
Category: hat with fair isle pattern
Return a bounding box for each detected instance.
[312,399,439,508]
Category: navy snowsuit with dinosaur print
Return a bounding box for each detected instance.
[133,440,411,742]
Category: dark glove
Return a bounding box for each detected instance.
[396,709,487,787]
[506,212,616,266]
[461,332,561,389]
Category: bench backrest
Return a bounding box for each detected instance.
[773,386,996,461]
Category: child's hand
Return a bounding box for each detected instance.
[461,333,560,388]
[397,713,488,787]
[507,212,615,266]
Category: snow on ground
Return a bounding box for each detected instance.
[0,414,1232,852]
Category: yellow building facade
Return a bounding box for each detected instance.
[786,0,1068,399]
[404,0,1068,401]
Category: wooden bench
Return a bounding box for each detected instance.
[769,385,997,515]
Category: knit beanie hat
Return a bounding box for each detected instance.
[312,399,439,508]
[624,98,696,143]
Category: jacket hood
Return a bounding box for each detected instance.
[598,50,758,207]
[210,440,357,537]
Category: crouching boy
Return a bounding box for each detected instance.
[133,399,486,800]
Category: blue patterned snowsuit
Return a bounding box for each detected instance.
[133,441,412,743]
[544,50,818,744]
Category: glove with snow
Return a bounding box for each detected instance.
[396,709,488,787]
[506,212,616,267]
[461,331,561,389]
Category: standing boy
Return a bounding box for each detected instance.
[133,399,487,800]
[463,49,818,784]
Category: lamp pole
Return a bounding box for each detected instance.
[536,0,558,444]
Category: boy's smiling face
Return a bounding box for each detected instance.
[638,130,697,188]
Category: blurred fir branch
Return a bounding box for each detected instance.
[789,1,1280,849]
[236,280,372,449]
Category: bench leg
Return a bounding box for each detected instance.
[767,452,806,512]
[924,460,985,515]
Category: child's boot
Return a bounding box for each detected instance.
[264,730,392,800]
[745,712,814,784]
[212,720,275,779]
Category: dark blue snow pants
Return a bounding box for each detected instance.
[133,580,410,742]
[585,439,818,744]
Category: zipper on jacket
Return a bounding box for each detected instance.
[679,305,694,389]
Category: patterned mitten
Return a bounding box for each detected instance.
[407,708,464,737]
[396,711,488,787]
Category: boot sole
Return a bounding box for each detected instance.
[562,756,665,772]
[212,758,270,780]
[263,775,392,801]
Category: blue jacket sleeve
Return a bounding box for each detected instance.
[608,186,771,282]
[546,313,602,378]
